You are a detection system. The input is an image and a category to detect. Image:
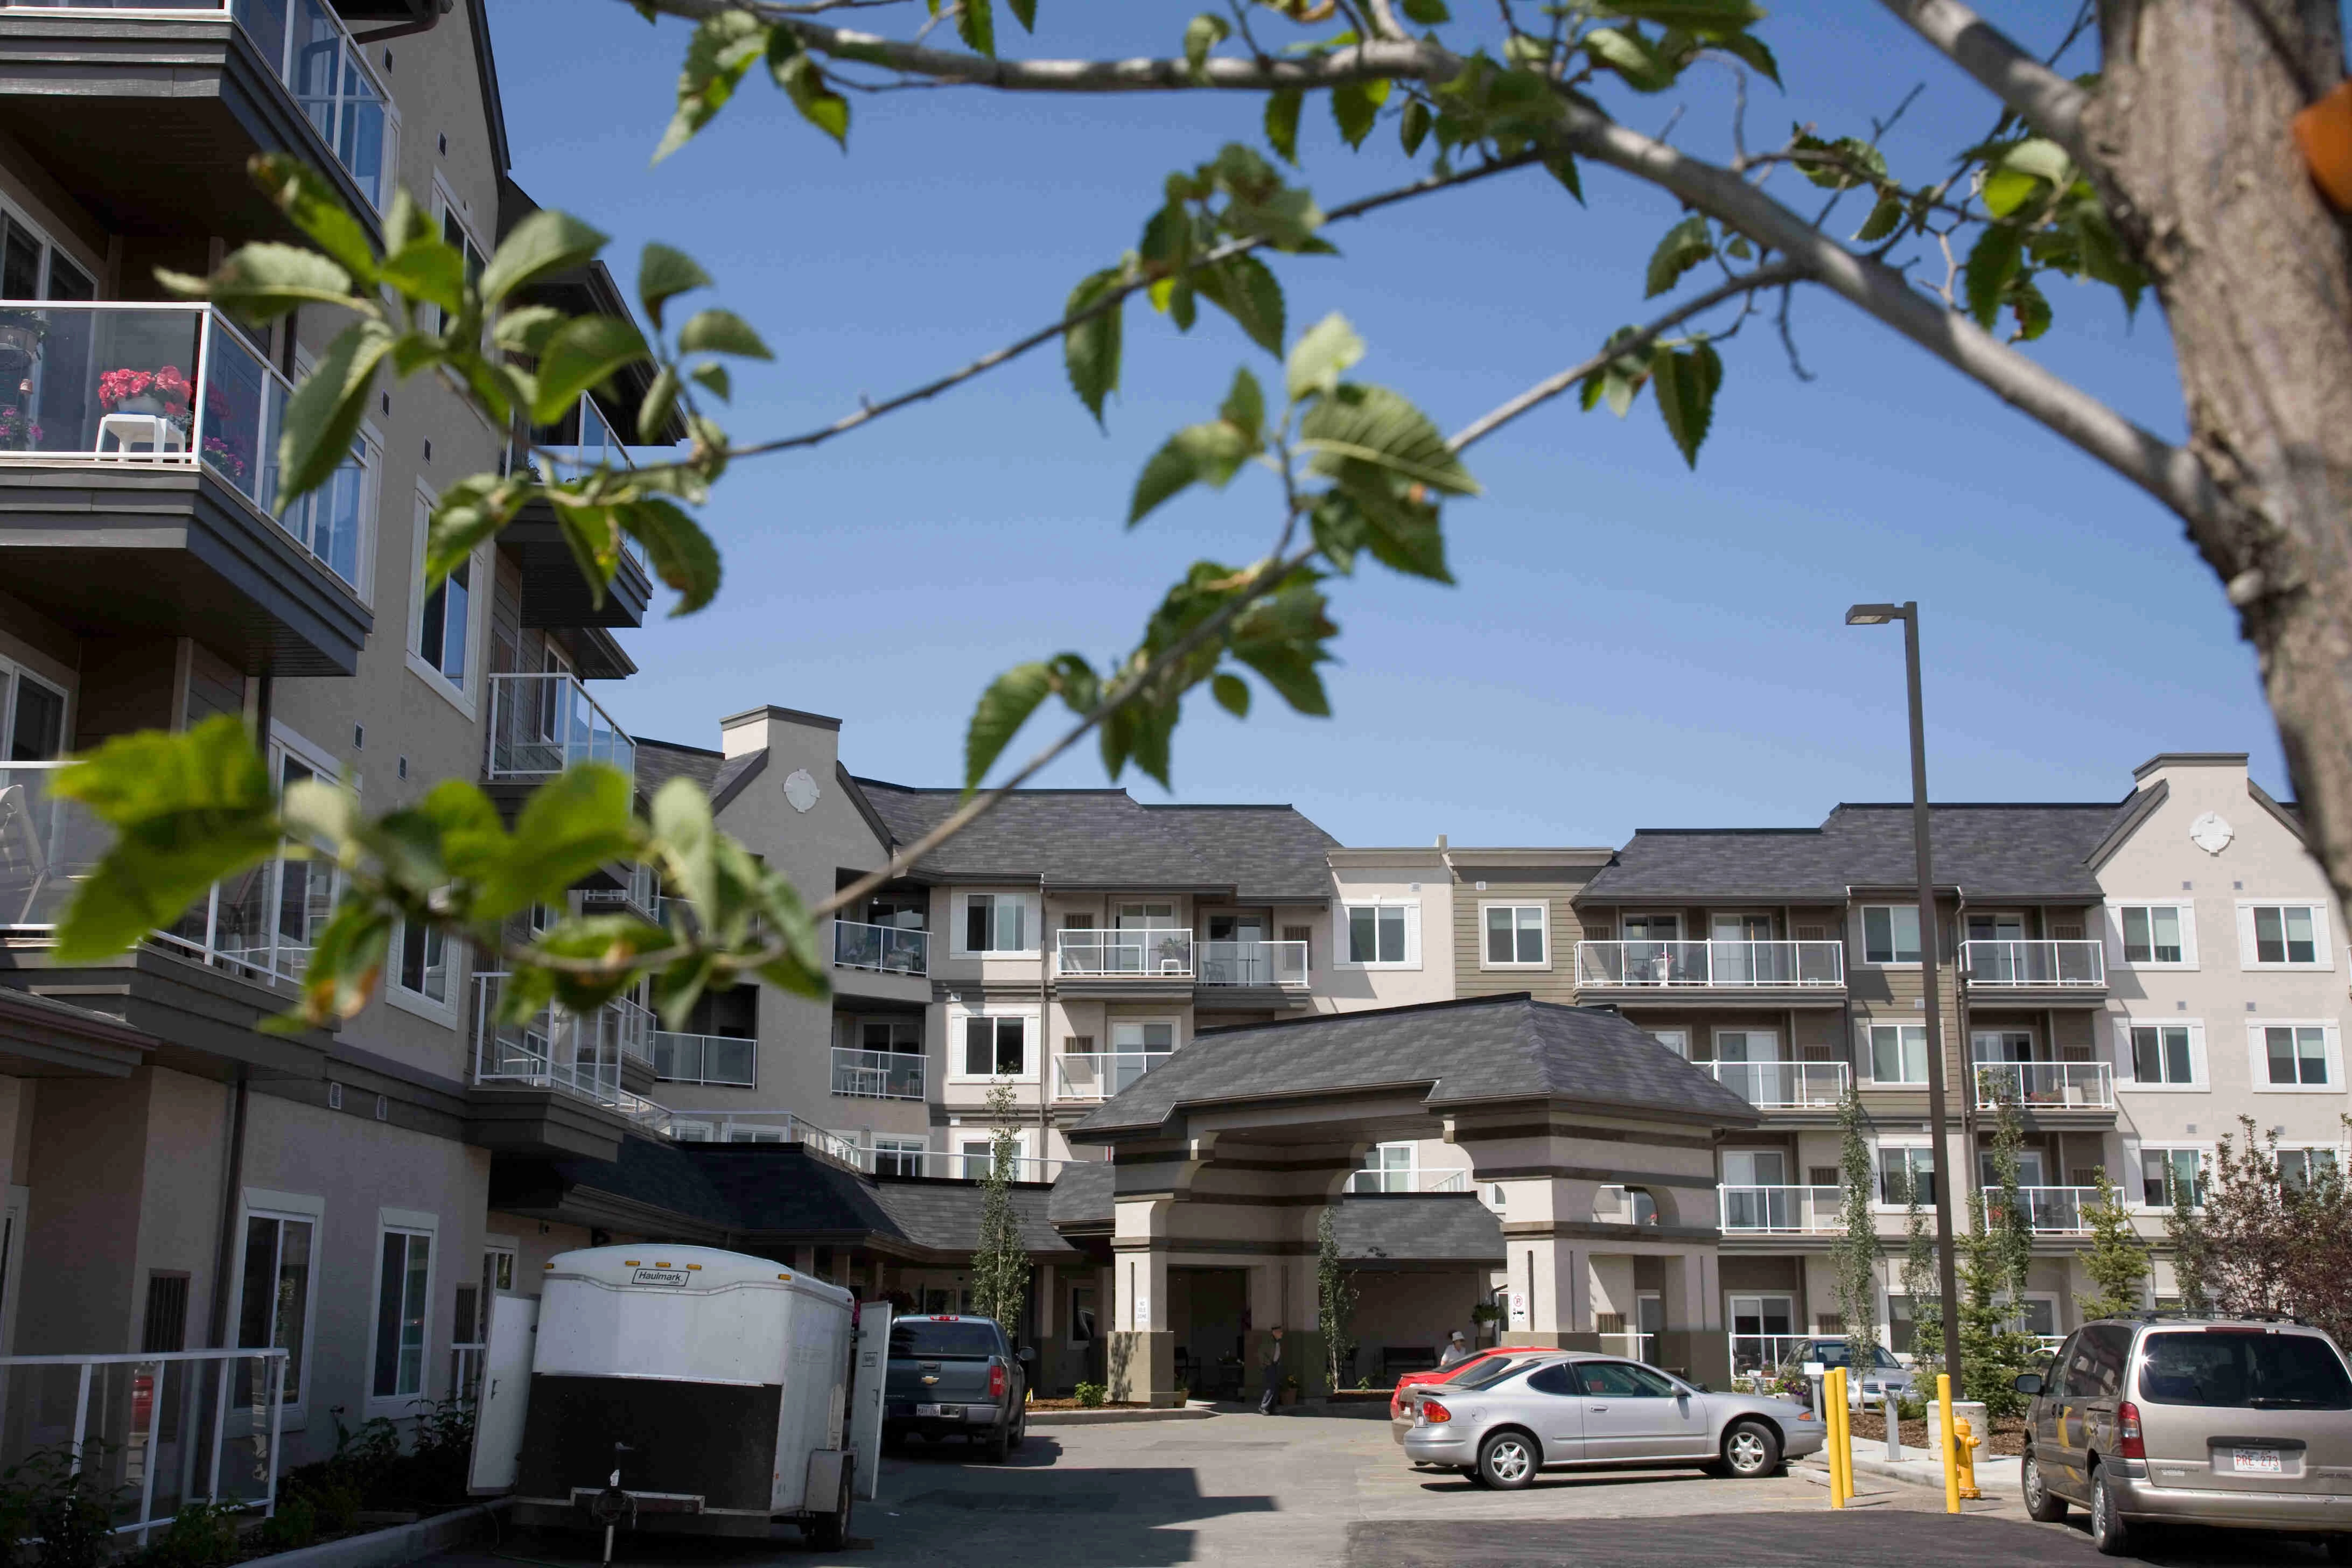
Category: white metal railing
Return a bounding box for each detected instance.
[485,671,634,781]
[580,862,659,922]
[227,0,396,206]
[0,1347,287,1543]
[450,1342,485,1405]
[1985,1185,2097,1234]
[1702,1060,1850,1109]
[832,919,928,977]
[1729,1334,1809,1377]
[654,1111,1093,1182]
[1197,939,1308,986]
[1961,939,2105,987]
[474,974,666,1123]
[1347,1166,1471,1194]
[0,761,110,928]
[1973,1060,2116,1110]
[1576,940,1845,988]
[1719,1185,1844,1234]
[654,1030,755,1088]
[830,1045,923,1100]
[0,302,366,587]
[1054,1051,1168,1101]
[1055,927,1195,977]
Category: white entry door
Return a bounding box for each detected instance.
[467,1293,540,1494]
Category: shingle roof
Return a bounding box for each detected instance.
[633,739,766,810]
[1333,1194,1504,1263]
[851,780,1335,900]
[1069,995,1760,1137]
[1047,1157,1114,1229]
[1579,799,2138,904]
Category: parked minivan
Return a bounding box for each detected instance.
[2013,1314,2352,1558]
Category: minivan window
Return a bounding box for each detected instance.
[2061,1325,2130,1398]
[2138,1331,2352,1409]
[889,1320,1000,1360]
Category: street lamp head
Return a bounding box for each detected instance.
[1845,603,1904,626]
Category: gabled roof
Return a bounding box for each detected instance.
[1579,799,2138,904]
[633,739,767,811]
[1069,995,1759,1138]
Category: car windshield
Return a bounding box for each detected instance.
[890,1320,1000,1360]
[2138,1331,2352,1410]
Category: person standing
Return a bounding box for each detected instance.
[1439,1329,1472,1368]
[1257,1325,1285,1414]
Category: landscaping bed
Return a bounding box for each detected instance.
[1849,1409,2028,1457]
[1028,1397,1150,1411]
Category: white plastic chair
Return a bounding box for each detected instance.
[95,413,187,461]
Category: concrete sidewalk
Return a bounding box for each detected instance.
[1803,1433,2022,1499]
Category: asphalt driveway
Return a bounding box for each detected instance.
[431,1409,2348,1567]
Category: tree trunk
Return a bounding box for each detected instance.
[2089,2,2352,901]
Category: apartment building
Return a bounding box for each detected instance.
[0,0,677,1501]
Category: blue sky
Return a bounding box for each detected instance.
[486,1,2278,848]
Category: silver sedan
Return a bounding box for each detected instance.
[1401,1353,1826,1489]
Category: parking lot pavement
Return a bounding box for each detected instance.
[431,1411,2349,1568]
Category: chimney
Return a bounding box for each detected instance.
[718,704,843,782]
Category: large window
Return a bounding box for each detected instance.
[2113,902,2193,967]
[1343,901,1417,967]
[2253,1023,2336,1089]
[2241,902,2329,969]
[1868,1023,1928,1084]
[2279,1147,2340,1191]
[2124,1022,2200,1087]
[873,1137,928,1178]
[960,1014,1027,1078]
[2140,1147,2204,1209]
[370,1223,433,1403]
[962,893,1032,954]
[1877,1145,1936,1205]
[235,1210,316,1412]
[1481,904,1546,967]
[391,918,451,1008]
[1861,905,1922,965]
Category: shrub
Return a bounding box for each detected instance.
[253,1491,319,1553]
[127,1501,245,1568]
[1073,1382,1105,1409]
[0,1445,122,1568]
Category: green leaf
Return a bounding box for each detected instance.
[2006,275,2052,342]
[278,320,395,508]
[1228,582,1337,718]
[1793,132,1888,192]
[481,212,607,314]
[1600,1,1762,34]
[378,235,466,318]
[1648,339,1723,467]
[426,473,528,583]
[1724,234,1754,259]
[1008,0,1037,29]
[1220,366,1265,437]
[1963,225,2024,331]
[655,10,771,162]
[1332,80,1382,149]
[638,242,711,330]
[1062,268,1125,426]
[1545,153,1585,204]
[776,51,850,146]
[245,155,379,282]
[1853,191,1904,243]
[1265,88,1304,164]
[1129,419,1257,526]
[639,364,681,444]
[1586,27,1679,92]
[1714,30,1780,84]
[1298,383,1479,495]
[281,901,394,1030]
[1998,137,2074,187]
[619,496,723,614]
[530,314,649,426]
[1317,479,1452,583]
[677,307,772,359]
[965,663,1055,790]
[1401,0,1450,20]
[1194,254,1285,355]
[1401,100,1432,156]
[477,765,642,923]
[958,0,995,56]
[1211,672,1251,717]
[1643,214,1714,298]
[166,243,359,323]
[491,304,565,356]
[688,362,732,402]
[1285,312,1364,403]
[1185,13,1229,78]
[650,775,719,918]
[51,717,284,963]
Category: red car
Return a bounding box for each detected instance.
[1389,1349,1519,1438]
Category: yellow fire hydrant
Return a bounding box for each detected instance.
[1952,1415,1984,1501]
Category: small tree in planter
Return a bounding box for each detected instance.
[969,1080,1030,1345]
[1831,1082,1881,1373]
[1315,1206,1356,1396]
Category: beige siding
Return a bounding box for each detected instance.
[1451,869,1595,1003]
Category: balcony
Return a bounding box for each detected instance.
[1973,1060,2116,1111]
[1054,1049,1168,1102]
[832,919,927,978]
[1055,928,1193,979]
[485,672,634,783]
[830,1045,923,1101]
[1700,1059,1849,1109]
[1961,939,2105,989]
[1985,1185,2097,1234]
[1575,940,1844,991]
[500,395,653,632]
[0,1,394,245]
[470,973,664,1144]
[1346,1166,1469,1194]
[1718,1185,1844,1234]
[1198,938,1308,988]
[654,1109,1090,1182]
[0,302,370,673]
[653,1031,755,1088]
[580,861,659,922]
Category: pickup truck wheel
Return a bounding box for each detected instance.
[2089,1466,2133,1557]
[981,1420,1011,1463]
[2021,1447,2068,1522]
[1008,1404,1027,1451]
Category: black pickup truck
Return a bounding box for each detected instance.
[884,1314,1027,1460]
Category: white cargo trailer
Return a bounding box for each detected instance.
[467,1245,889,1550]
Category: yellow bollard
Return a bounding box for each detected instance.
[1837,1369,1856,1500]
[1825,1368,1845,1507]
[1937,1373,1961,1514]
[1952,1415,1983,1501]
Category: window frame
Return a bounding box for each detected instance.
[365,1207,438,1415]
[1337,899,1421,970]
[953,891,1039,958]
[872,1136,929,1178]
[1873,1141,1938,1208]
[2245,1018,2342,1093]
[1644,1028,1689,1059]
[1858,904,1923,967]
[950,1006,1038,1083]
[2276,1145,2342,1192]
[2105,899,2198,970]
[384,915,461,1025]
[429,177,489,341]
[1354,1140,1418,1193]
[1863,1021,1930,1086]
[229,1187,324,1432]
[2115,1017,2205,1091]
[406,485,485,717]
[2133,1144,2209,1211]
[2236,900,2334,971]
[1477,900,1549,970]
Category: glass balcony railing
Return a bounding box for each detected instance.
[1701,1059,1850,1109]
[829,1046,923,1100]
[653,1031,755,1088]
[1985,1185,2097,1234]
[0,302,365,588]
[509,394,647,570]
[0,762,109,927]
[1973,1060,2116,1109]
[1961,940,2105,987]
[1197,939,1308,986]
[230,0,395,208]
[1053,1050,1168,1101]
[1575,940,1845,988]
[1055,928,1194,978]
[474,974,663,1121]
[832,919,927,977]
[485,672,634,782]
[1718,1185,1843,1233]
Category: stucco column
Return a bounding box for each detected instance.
[1109,1197,1176,1405]
[1660,1249,1728,1388]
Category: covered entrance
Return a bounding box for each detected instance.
[1170,1266,1249,1399]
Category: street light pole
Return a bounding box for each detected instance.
[1847,600,1965,1396]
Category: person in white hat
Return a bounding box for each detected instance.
[1438,1329,1472,1368]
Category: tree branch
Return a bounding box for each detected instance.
[1874,0,2095,169]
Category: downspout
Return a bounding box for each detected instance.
[206,1072,249,1348]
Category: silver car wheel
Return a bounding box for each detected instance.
[1487,1437,1533,1485]
[1726,1429,1769,1474]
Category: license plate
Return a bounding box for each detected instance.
[915,1404,940,1418]
[2232,1448,2283,1473]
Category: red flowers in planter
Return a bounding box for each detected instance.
[96,365,192,415]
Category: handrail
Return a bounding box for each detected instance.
[1718,1184,1844,1233]
[1347,1167,1469,1194]
[1983,1184,2098,1233]
[1054,927,1194,977]
[1054,1050,1169,1101]
[832,918,928,977]
[474,973,667,1121]
[1961,939,2106,986]
[829,1044,925,1100]
[652,1030,755,1087]
[1197,938,1309,986]
[1700,1059,1850,1109]
[229,0,397,207]
[1972,1060,2116,1109]
[485,671,635,781]
[1575,940,1845,988]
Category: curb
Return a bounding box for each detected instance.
[252,1501,510,1568]
[1026,1406,1219,1425]
[1800,1453,2021,1495]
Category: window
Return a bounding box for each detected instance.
[1861,905,1922,964]
[2279,1147,2339,1191]
[432,190,488,339]
[2252,1022,2336,1089]
[235,1212,316,1411]
[286,438,370,590]
[2139,1330,2352,1409]
[1342,901,1418,967]
[1621,912,1679,941]
[1868,1024,1929,1084]
[416,556,470,689]
[391,918,451,1007]
[370,1223,433,1402]
[2240,902,2330,969]
[1878,1145,1936,1205]
[1646,1028,1689,1059]
[1574,1361,1677,1398]
[2113,902,2193,967]
[872,1137,928,1178]
[962,893,1032,954]
[859,1019,921,1053]
[1354,1142,1415,1193]
[2060,1325,2131,1398]
[1481,904,1546,967]
[960,1014,1027,1077]
[1068,1284,1097,1346]
[1887,1293,1941,1356]
[2124,1022,2200,1087]
[0,663,66,761]
[2140,1147,2204,1208]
